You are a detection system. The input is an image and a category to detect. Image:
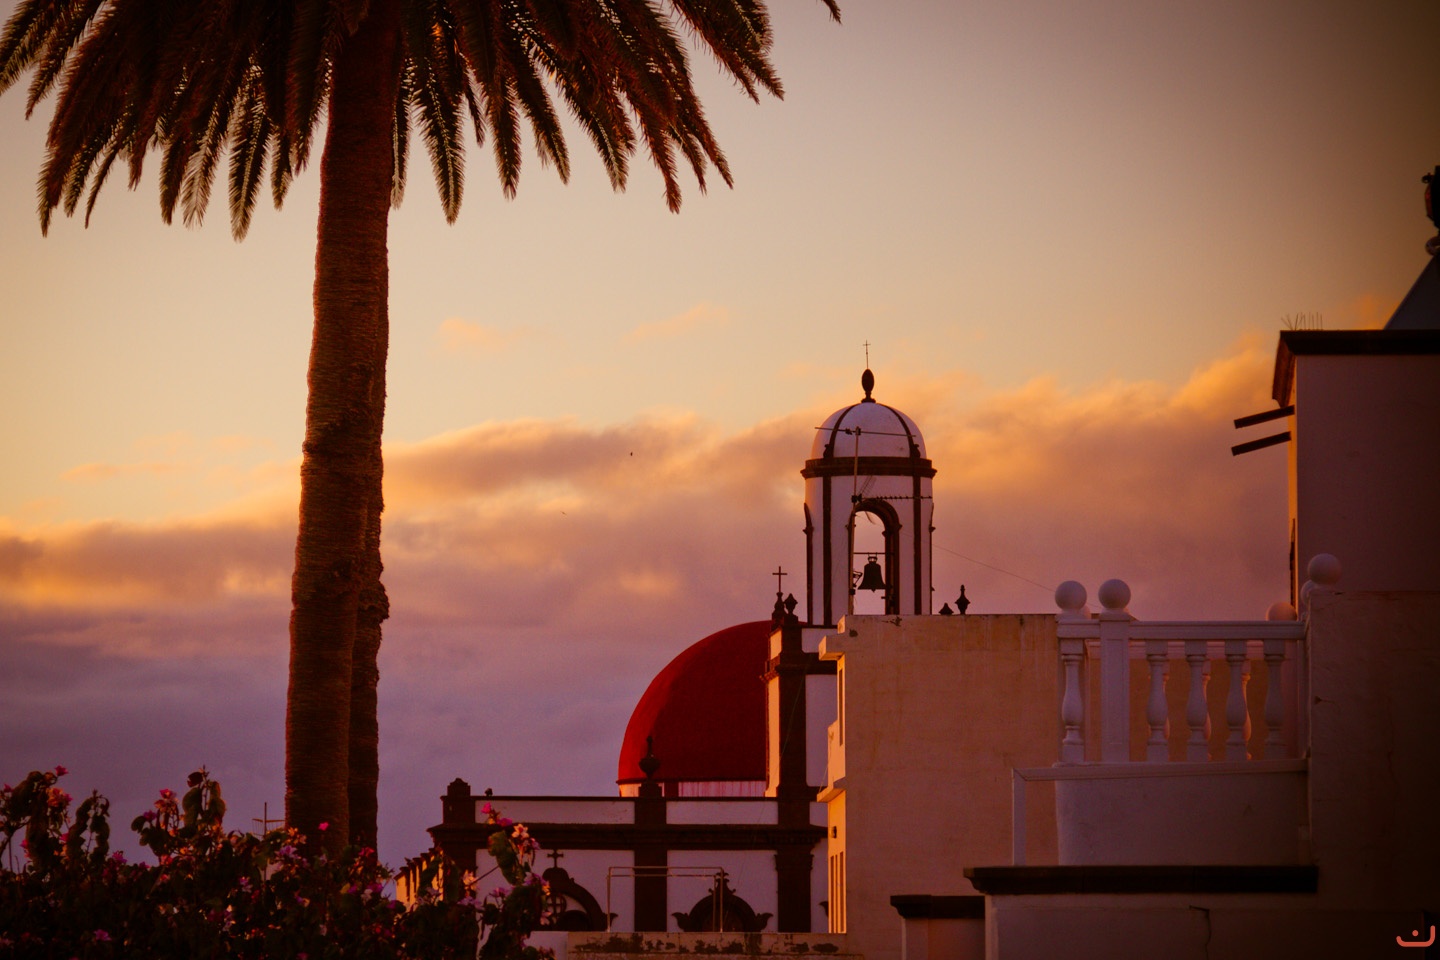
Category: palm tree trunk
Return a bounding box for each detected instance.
[286,0,401,855]
[349,310,390,850]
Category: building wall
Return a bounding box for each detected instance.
[985,893,1414,960]
[1291,353,1440,595]
[1305,588,1440,910]
[820,613,1060,960]
[807,675,838,790]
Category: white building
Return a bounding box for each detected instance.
[421,260,1440,958]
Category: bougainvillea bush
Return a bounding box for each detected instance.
[0,767,546,960]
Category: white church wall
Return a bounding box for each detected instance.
[496,798,634,823]
[666,798,778,824]
[555,847,634,930]
[801,626,829,654]
[806,675,836,791]
[766,677,782,795]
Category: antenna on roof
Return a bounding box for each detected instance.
[1280,312,1323,331]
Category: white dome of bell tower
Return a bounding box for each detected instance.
[802,369,935,625]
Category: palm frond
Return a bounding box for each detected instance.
[391,63,413,209]
[494,17,568,179]
[228,74,274,238]
[82,143,120,225]
[413,54,465,219]
[449,0,524,196]
[15,0,102,115]
[8,0,841,234]
[666,0,779,101]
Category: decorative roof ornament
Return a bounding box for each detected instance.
[639,735,660,779]
[1424,165,1440,256]
[637,735,662,799]
[861,367,875,402]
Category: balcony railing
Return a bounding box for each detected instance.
[1054,579,1307,764]
[1004,578,1315,866]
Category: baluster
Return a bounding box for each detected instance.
[1224,639,1248,760]
[1060,638,1085,763]
[1263,637,1287,753]
[1185,640,1208,761]
[1242,661,1253,755]
[1145,639,1169,762]
[1203,661,1213,743]
[1097,580,1132,763]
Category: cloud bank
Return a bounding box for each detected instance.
[0,338,1289,864]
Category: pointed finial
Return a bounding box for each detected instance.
[861,368,875,401]
[955,585,970,615]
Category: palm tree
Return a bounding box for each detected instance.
[1,0,838,853]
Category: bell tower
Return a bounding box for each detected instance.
[802,370,936,626]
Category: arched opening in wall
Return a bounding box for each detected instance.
[849,499,899,615]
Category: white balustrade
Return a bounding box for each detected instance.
[1054,579,1308,764]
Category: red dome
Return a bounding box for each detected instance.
[617,620,772,787]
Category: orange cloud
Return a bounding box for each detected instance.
[436,318,529,354]
[62,461,194,483]
[3,338,1289,668]
[0,339,1296,872]
[0,518,292,613]
[625,302,729,343]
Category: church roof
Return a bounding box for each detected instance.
[616,620,770,786]
[811,370,926,460]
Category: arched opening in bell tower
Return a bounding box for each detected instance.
[848,499,900,615]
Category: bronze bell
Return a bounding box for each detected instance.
[856,555,886,592]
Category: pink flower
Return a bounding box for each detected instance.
[158,789,174,800]
[318,821,329,832]
[54,766,67,777]
[93,930,110,942]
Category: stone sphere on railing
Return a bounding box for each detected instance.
[1307,553,1341,586]
[1055,580,1087,615]
[1097,578,1131,612]
[1266,601,1298,621]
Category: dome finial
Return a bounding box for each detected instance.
[860,341,876,401]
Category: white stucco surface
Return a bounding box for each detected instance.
[821,613,1060,960]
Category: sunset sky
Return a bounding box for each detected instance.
[2,0,1438,866]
